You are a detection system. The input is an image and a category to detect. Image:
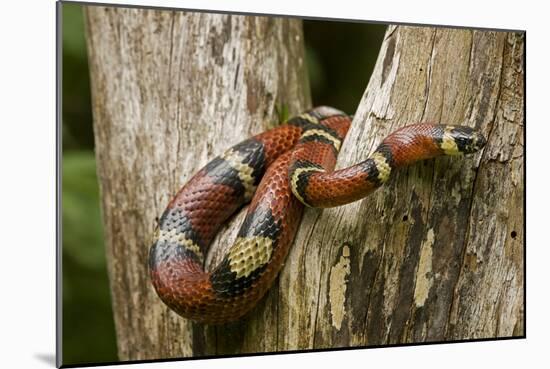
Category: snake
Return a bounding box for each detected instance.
[148,106,486,324]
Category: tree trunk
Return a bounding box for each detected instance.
[84,6,310,361]
[279,26,524,349]
[86,6,524,361]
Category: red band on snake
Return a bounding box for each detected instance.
[149,106,486,324]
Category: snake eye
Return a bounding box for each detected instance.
[462,130,487,153]
[473,132,487,151]
[450,127,486,154]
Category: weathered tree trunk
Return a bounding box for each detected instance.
[84,6,310,361]
[278,26,524,349]
[86,5,524,362]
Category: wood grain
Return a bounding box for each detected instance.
[85,8,524,360]
[84,6,310,360]
[278,26,524,349]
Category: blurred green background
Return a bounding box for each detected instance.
[61,2,385,365]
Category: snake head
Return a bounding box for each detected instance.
[446,126,487,154]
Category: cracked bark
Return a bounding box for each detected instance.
[284,26,524,349]
[85,7,310,360]
[86,7,524,361]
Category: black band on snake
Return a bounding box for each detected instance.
[149,106,486,324]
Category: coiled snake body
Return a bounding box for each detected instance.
[149,106,486,324]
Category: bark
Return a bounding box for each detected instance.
[280,26,524,349]
[84,6,310,361]
[85,5,524,361]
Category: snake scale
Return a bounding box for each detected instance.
[148,106,486,324]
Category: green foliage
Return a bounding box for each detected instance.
[62,152,117,365]
[62,3,95,151]
[275,104,290,124]
[63,4,88,59]
[62,3,117,364]
[62,153,104,269]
